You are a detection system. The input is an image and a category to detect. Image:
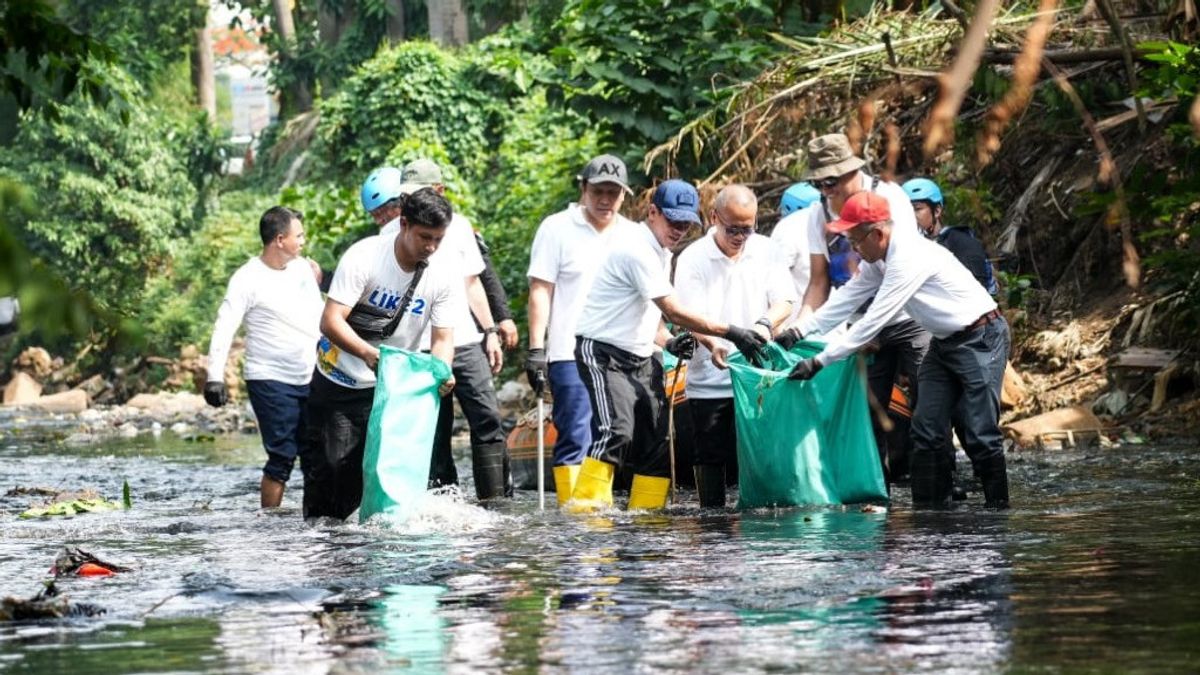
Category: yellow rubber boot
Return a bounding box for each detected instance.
[567,458,615,513]
[627,474,670,511]
[553,465,581,506]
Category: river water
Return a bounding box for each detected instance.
[1,415,1198,673]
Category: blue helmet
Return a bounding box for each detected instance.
[902,177,944,206]
[360,167,405,213]
[780,182,821,217]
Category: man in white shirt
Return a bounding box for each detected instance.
[205,206,325,508]
[787,192,1011,509]
[571,179,769,513]
[525,154,640,504]
[302,188,463,521]
[675,185,797,507]
[778,133,930,484]
[770,181,822,307]
[397,159,510,501]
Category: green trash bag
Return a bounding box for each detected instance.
[360,345,453,523]
[728,341,887,509]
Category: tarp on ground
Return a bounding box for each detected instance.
[728,342,887,509]
[360,345,452,523]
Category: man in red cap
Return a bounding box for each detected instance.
[786,192,1011,509]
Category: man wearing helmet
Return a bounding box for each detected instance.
[356,163,511,501]
[902,178,997,295]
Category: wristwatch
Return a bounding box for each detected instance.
[483,326,499,335]
[754,317,773,332]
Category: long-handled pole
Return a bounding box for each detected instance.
[536,376,546,510]
[666,366,680,505]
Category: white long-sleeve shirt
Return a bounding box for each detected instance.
[805,231,998,367]
[207,257,324,385]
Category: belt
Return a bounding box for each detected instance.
[956,309,1001,336]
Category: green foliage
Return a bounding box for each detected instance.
[545,0,779,147]
[60,0,205,81]
[0,179,111,340]
[479,90,607,316]
[1139,40,1200,100]
[384,136,479,218]
[0,62,198,317]
[0,0,122,144]
[315,41,500,175]
[996,270,1036,310]
[139,190,272,355]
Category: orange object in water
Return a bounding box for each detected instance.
[76,562,115,577]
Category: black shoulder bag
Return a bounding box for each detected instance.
[345,260,428,341]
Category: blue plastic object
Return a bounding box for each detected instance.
[901,177,944,206]
[780,182,821,216]
[361,167,406,212]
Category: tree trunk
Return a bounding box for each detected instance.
[386,0,406,43]
[192,22,216,120]
[318,1,358,91]
[428,0,468,46]
[271,0,312,113]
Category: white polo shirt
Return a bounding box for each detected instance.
[382,213,485,349]
[805,173,919,331]
[676,232,797,399]
[770,204,816,318]
[575,224,672,358]
[207,257,324,386]
[812,233,998,367]
[316,234,463,389]
[527,203,639,362]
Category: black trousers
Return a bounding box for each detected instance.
[428,343,509,498]
[866,318,931,482]
[299,372,375,521]
[574,337,670,479]
[689,397,739,486]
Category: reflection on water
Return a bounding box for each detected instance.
[1,432,1198,673]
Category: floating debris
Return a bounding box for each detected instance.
[0,581,105,621]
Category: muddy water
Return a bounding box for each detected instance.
[1,425,1198,673]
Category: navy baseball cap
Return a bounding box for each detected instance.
[652,179,701,224]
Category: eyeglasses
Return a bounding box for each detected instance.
[846,227,878,250]
[714,211,756,238]
[667,218,694,233]
[814,177,841,191]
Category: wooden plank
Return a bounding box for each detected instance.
[1111,347,1181,370]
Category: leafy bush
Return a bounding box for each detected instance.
[315,41,501,176]
[0,62,198,317]
[479,89,607,314]
[139,190,273,355]
[545,0,777,148]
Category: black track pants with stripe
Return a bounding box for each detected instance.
[574,337,670,478]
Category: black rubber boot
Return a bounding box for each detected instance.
[693,465,726,508]
[910,448,954,508]
[977,455,1010,509]
[472,441,509,500]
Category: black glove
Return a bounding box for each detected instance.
[203,381,228,407]
[664,332,696,360]
[725,325,767,363]
[788,357,822,381]
[525,348,548,395]
[774,327,803,351]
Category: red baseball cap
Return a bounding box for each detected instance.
[827,191,892,234]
